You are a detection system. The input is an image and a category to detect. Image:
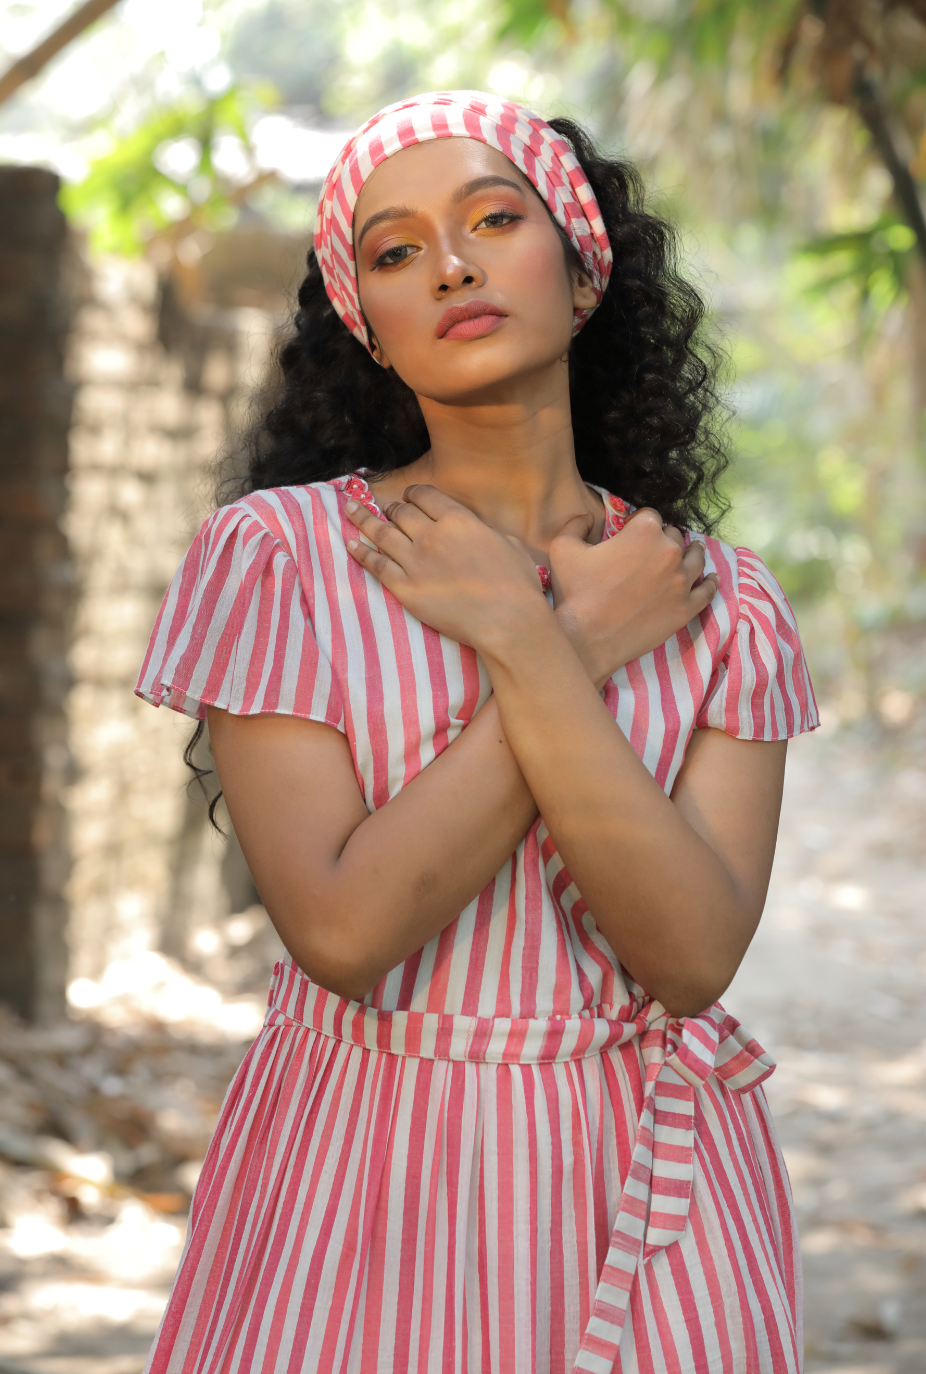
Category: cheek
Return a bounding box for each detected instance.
[503,236,575,314]
[357,279,419,355]
[478,220,576,330]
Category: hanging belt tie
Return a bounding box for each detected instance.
[570,1000,775,1374]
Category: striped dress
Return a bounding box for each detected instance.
[136,473,818,1374]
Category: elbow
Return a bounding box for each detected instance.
[285,930,380,1005]
[315,972,377,1003]
[661,988,724,1020]
[649,959,742,1022]
[323,960,380,1003]
[264,884,384,1003]
[652,919,755,1020]
[291,953,377,1004]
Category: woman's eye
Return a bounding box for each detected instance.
[477,210,523,230]
[373,243,417,269]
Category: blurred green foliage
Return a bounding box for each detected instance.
[498,0,796,66]
[60,85,275,254]
[46,0,926,707]
[800,216,917,317]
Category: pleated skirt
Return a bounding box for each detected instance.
[143,961,802,1374]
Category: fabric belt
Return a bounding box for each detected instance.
[264,958,774,1371]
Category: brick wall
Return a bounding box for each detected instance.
[63,258,276,984]
[0,177,298,1016]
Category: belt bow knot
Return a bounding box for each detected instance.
[571,998,774,1373]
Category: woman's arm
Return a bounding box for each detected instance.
[345,487,787,1016]
[208,696,536,1002]
[478,608,786,1016]
[208,496,712,1003]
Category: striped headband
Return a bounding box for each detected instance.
[314,90,613,352]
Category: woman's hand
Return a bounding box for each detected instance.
[345,484,549,650]
[549,508,718,689]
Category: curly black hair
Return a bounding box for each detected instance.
[223,118,731,532]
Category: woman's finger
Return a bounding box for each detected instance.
[662,525,685,550]
[345,500,414,562]
[680,540,706,584]
[345,534,406,588]
[552,511,595,546]
[689,572,719,616]
[403,484,472,522]
[382,498,436,539]
[623,507,663,534]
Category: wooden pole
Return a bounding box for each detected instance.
[0,0,122,108]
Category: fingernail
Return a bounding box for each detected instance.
[347,538,359,550]
[345,500,358,512]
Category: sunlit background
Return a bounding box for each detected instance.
[5,0,926,697]
[1,2,925,1372]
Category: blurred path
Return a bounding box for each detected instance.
[0,722,924,1372]
[728,723,926,1373]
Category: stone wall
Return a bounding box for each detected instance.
[0,167,74,1021]
[0,179,307,1015]
[63,257,278,984]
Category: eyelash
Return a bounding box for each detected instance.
[370,209,525,269]
[372,243,416,268]
[478,210,523,230]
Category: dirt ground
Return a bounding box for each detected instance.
[0,716,924,1374]
[727,718,926,1374]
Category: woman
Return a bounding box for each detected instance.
[137,91,816,1373]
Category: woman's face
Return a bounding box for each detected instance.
[353,138,597,403]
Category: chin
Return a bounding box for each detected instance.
[404,345,572,404]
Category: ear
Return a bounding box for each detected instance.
[572,270,597,313]
[369,334,393,370]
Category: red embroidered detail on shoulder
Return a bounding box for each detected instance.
[537,565,552,591]
[341,473,381,517]
[606,494,628,532]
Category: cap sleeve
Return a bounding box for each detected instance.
[135,503,345,729]
[696,547,818,740]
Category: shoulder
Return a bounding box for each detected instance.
[696,535,801,646]
[696,533,766,588]
[137,481,349,725]
[694,535,818,738]
[197,480,350,560]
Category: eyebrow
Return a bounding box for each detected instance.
[356,204,415,248]
[356,175,529,248]
[451,174,529,203]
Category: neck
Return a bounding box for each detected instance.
[370,367,604,557]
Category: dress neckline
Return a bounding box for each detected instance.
[338,472,630,591]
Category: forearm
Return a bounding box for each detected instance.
[479,607,752,1015]
[220,699,537,1000]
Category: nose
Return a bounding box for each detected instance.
[431,252,485,297]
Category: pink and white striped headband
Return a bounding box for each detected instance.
[314,90,612,352]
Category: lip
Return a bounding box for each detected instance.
[436,299,508,340]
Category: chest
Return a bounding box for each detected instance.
[308,510,731,810]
